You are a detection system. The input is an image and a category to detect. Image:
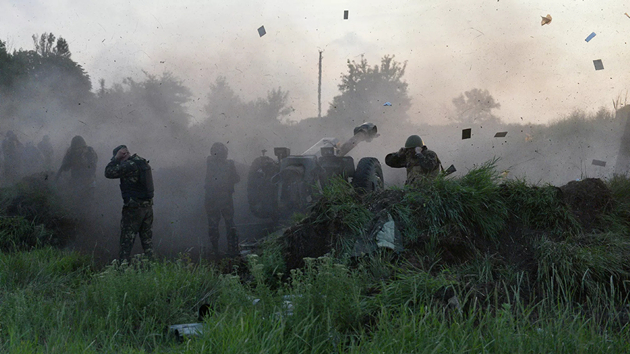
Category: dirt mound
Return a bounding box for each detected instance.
[0,172,77,248]
[559,178,612,230]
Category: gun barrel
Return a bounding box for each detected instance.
[337,123,378,156]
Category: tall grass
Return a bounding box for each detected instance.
[1,249,629,352]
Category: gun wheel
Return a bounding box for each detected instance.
[352,157,384,194]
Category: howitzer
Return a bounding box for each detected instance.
[247,123,384,222]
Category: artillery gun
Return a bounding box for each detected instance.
[247,123,384,221]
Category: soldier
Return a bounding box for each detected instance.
[205,142,240,257]
[55,135,98,202]
[385,135,442,185]
[2,131,23,183]
[37,135,54,170]
[22,141,44,176]
[105,145,154,261]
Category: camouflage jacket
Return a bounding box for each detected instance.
[105,154,154,203]
[385,146,442,184]
[60,146,98,182]
[205,157,240,201]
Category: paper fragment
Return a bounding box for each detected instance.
[494,132,507,138]
[344,10,349,20]
[625,12,630,19]
[592,159,606,167]
[383,102,392,106]
[585,32,596,42]
[462,128,472,140]
[257,26,266,37]
[541,14,552,26]
[593,59,604,70]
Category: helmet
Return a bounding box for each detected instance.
[211,142,228,160]
[404,135,424,148]
[70,135,87,149]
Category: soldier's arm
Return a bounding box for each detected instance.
[416,150,440,171]
[385,149,407,168]
[87,147,98,173]
[105,159,138,179]
[55,152,71,180]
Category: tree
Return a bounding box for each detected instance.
[327,55,411,127]
[0,33,93,130]
[451,88,501,124]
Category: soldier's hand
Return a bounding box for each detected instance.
[115,149,128,161]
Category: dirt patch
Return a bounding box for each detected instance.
[559,178,612,230]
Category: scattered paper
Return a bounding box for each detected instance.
[585,32,596,42]
[592,159,606,167]
[257,26,266,37]
[593,59,604,71]
[494,132,507,138]
[541,14,552,26]
[383,102,392,106]
[344,10,349,20]
[462,128,472,140]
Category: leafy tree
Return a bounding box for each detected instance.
[451,88,501,124]
[327,55,411,127]
[199,77,293,161]
[0,33,93,129]
[92,71,193,148]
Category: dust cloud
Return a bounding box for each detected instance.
[2,0,629,261]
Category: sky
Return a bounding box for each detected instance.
[2,0,630,125]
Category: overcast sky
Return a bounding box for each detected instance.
[2,0,629,125]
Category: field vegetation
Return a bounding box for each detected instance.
[1,163,630,352]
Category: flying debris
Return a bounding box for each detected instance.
[383,102,392,106]
[344,10,349,20]
[592,159,606,167]
[593,59,604,71]
[541,14,552,26]
[625,12,630,19]
[585,32,596,42]
[462,128,472,140]
[494,132,507,138]
[258,26,266,37]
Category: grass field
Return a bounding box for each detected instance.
[1,163,630,352]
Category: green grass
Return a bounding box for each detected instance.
[2,165,630,352]
[1,249,629,353]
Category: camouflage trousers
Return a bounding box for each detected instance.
[119,200,153,261]
[205,197,238,256]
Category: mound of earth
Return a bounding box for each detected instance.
[559,178,612,230]
[279,178,614,272]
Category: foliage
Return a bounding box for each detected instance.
[1,249,630,352]
[397,160,508,241]
[501,179,581,234]
[0,33,93,128]
[0,216,51,252]
[0,178,74,249]
[451,88,501,124]
[327,55,411,127]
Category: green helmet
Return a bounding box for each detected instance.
[404,135,424,148]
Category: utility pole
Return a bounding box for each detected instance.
[318,50,323,119]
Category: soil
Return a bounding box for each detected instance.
[559,178,613,230]
[280,178,614,274]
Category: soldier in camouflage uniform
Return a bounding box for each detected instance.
[2,131,23,184]
[55,135,98,203]
[385,135,442,185]
[105,145,154,261]
[38,135,54,170]
[205,142,240,256]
